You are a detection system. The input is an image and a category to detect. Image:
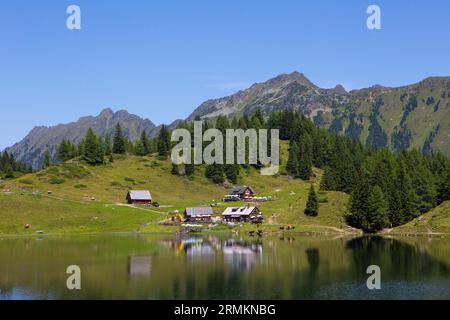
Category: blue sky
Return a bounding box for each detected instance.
[1,0,449,149]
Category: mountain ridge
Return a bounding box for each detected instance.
[5,108,157,168]
[5,72,450,168]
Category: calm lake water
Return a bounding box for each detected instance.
[0,234,449,300]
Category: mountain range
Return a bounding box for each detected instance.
[5,72,450,168]
[5,109,157,168]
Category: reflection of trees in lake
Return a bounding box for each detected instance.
[346,237,450,280]
[304,248,320,297]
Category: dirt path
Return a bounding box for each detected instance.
[112,203,167,214]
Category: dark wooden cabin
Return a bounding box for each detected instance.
[230,186,255,201]
[126,190,152,205]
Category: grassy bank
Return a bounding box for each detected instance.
[0,148,356,236]
[388,201,450,235]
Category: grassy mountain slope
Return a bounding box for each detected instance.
[0,142,354,236]
[390,201,450,235]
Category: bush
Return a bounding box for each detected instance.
[110,181,122,188]
[74,184,87,189]
[49,178,65,185]
[318,197,329,203]
[19,179,34,185]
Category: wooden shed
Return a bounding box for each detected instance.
[222,206,262,223]
[126,190,152,205]
[184,207,213,223]
[230,186,255,201]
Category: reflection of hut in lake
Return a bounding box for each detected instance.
[128,255,152,278]
[183,238,216,262]
[223,240,263,271]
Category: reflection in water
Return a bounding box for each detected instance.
[0,235,448,300]
[223,239,263,272]
[128,256,152,278]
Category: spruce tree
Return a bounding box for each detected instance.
[104,133,112,156]
[298,133,313,180]
[437,164,450,203]
[3,163,14,179]
[364,185,389,233]
[134,140,146,156]
[320,166,336,191]
[347,168,371,228]
[224,164,239,183]
[112,123,126,154]
[157,125,171,158]
[57,140,72,162]
[305,185,319,217]
[286,140,299,177]
[394,160,416,225]
[82,129,104,165]
[205,164,225,184]
[43,150,52,169]
[140,130,150,155]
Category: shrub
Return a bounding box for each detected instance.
[49,178,65,185]
[19,179,34,185]
[110,181,122,188]
[318,197,329,203]
[74,184,88,189]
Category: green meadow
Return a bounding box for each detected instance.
[0,144,447,236]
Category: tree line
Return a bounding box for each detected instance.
[269,110,449,233]
[53,124,158,167]
[0,151,32,179]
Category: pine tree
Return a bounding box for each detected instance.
[3,163,14,179]
[224,164,239,183]
[205,164,224,184]
[298,133,313,180]
[393,160,416,225]
[112,123,126,154]
[347,168,371,228]
[364,185,389,233]
[286,140,299,177]
[320,166,336,191]
[43,150,52,169]
[252,109,265,128]
[134,140,146,156]
[215,115,229,133]
[157,125,171,158]
[57,140,72,162]
[305,185,319,217]
[140,130,150,155]
[104,133,112,156]
[82,129,104,166]
[437,164,450,203]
